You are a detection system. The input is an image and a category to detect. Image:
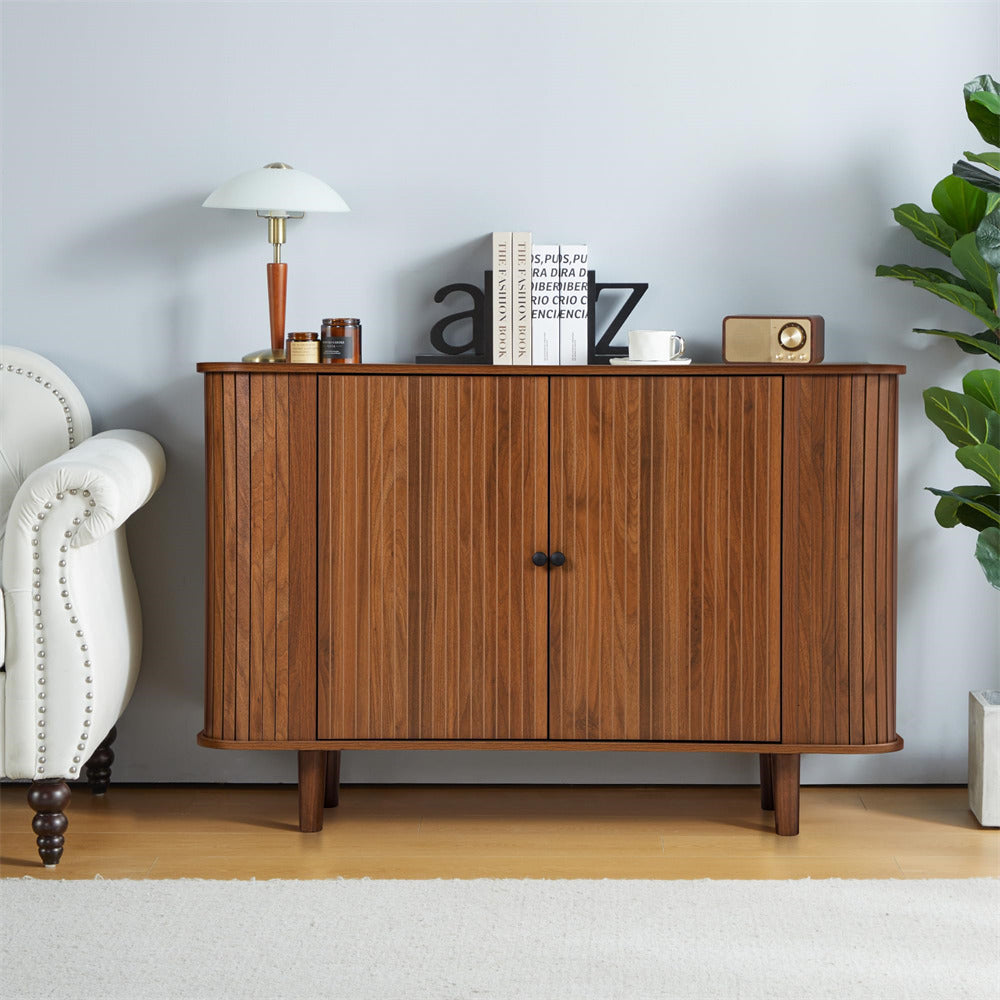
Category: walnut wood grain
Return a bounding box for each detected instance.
[200,365,903,843]
[782,375,898,745]
[771,753,800,836]
[266,262,287,355]
[324,750,341,808]
[297,750,325,832]
[198,731,904,754]
[760,753,775,810]
[317,375,548,739]
[549,376,781,741]
[203,372,317,743]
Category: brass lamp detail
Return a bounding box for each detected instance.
[203,162,349,363]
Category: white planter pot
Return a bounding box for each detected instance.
[969,690,1000,827]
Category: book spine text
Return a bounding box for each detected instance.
[512,231,532,365]
[492,232,513,364]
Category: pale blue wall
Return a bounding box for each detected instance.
[3,0,998,783]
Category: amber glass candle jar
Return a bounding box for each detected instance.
[320,318,362,364]
[286,331,319,364]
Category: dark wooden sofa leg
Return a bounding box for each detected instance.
[772,753,801,836]
[298,751,325,832]
[325,750,341,808]
[27,780,71,867]
[759,753,775,810]
[85,725,117,796]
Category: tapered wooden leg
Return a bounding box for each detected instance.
[772,753,800,836]
[759,753,775,811]
[85,725,117,796]
[325,750,341,808]
[298,751,325,832]
[27,780,71,867]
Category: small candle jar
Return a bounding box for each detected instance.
[320,318,362,364]
[286,331,319,364]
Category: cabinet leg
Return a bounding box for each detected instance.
[324,750,341,808]
[297,751,325,833]
[759,753,775,811]
[772,754,800,836]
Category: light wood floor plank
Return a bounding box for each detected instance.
[1,785,996,880]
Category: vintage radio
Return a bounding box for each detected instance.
[722,315,824,364]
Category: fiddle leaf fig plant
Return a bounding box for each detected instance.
[877,74,1000,589]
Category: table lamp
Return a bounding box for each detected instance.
[203,163,349,362]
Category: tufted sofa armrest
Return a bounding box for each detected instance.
[6,430,166,559]
[2,430,165,780]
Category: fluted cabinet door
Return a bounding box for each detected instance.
[549,376,782,741]
[203,373,317,742]
[317,375,549,739]
[781,374,898,745]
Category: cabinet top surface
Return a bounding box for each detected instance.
[197,362,905,375]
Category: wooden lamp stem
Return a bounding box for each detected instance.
[267,262,287,356]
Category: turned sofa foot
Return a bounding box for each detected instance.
[27,779,71,867]
[298,751,326,832]
[325,751,341,808]
[85,725,117,796]
[771,754,801,836]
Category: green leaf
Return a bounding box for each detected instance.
[963,369,1000,411]
[965,151,1000,170]
[965,76,1000,147]
[891,203,957,255]
[956,444,1000,490]
[926,487,1000,525]
[967,92,1000,147]
[910,278,1000,329]
[933,485,997,528]
[915,328,1000,361]
[975,526,1000,590]
[950,233,998,309]
[923,386,1000,448]
[935,174,989,231]
[976,206,1000,269]
[956,329,1000,356]
[988,193,1000,216]
[951,162,1000,199]
[875,263,971,290]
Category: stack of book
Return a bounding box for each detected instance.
[491,232,589,365]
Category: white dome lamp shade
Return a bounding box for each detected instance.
[203,163,350,363]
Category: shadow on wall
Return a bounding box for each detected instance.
[102,374,206,711]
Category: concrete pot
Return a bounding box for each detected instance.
[969,690,1000,827]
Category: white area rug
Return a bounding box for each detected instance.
[2,878,997,1000]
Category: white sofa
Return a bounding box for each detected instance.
[1,346,165,866]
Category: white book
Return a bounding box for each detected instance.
[492,232,513,364]
[531,245,560,365]
[512,232,532,365]
[559,244,589,365]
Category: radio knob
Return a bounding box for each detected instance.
[778,322,806,351]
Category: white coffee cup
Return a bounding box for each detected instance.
[628,330,685,362]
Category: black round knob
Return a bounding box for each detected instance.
[550,551,566,567]
[532,551,548,567]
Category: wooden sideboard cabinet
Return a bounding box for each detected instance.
[197,363,904,836]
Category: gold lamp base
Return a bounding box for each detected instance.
[242,347,286,363]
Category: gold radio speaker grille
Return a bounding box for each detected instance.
[723,315,825,364]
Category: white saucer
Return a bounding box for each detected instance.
[609,357,693,366]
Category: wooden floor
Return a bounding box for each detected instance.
[1,784,997,879]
